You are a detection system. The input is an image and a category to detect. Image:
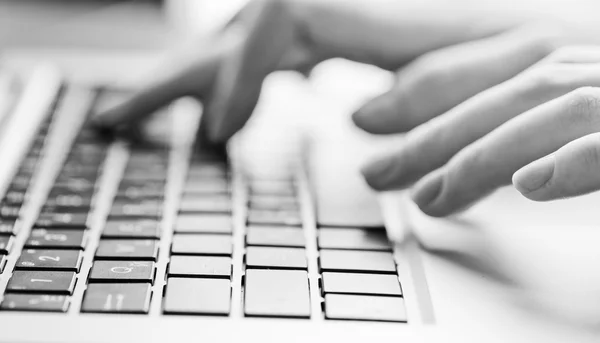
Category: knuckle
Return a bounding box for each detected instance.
[443,146,485,193]
[404,55,452,94]
[565,87,600,126]
[521,63,573,93]
[578,137,600,168]
[544,45,583,62]
[518,20,569,58]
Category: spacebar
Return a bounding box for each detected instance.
[244,269,310,318]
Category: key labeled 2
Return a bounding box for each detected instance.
[16,249,83,272]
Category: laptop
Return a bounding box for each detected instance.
[0,62,599,343]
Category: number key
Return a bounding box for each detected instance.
[0,205,21,219]
[109,200,162,218]
[0,218,18,235]
[6,271,76,294]
[0,235,14,254]
[25,229,87,249]
[102,220,160,239]
[35,212,89,228]
[95,240,158,260]
[0,255,6,273]
[16,249,83,272]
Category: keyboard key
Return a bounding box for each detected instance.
[109,200,162,218]
[102,220,160,239]
[321,272,402,296]
[122,171,166,182]
[89,261,155,283]
[319,250,396,273]
[11,175,32,190]
[0,294,69,312]
[248,195,298,211]
[95,240,159,261]
[244,269,310,318]
[82,283,151,314]
[184,179,230,194]
[52,178,96,193]
[245,247,307,269]
[179,195,231,213]
[163,278,231,315]
[187,164,228,178]
[0,254,6,273]
[45,192,93,208]
[16,249,83,272]
[0,235,14,254]
[168,256,231,278]
[25,229,87,249]
[35,213,89,228]
[247,210,302,226]
[248,181,295,196]
[174,214,232,234]
[41,203,91,214]
[3,190,27,205]
[246,226,305,247]
[171,234,232,256]
[6,271,76,294]
[0,218,18,235]
[117,181,165,199]
[324,294,407,322]
[318,228,392,251]
[0,205,21,218]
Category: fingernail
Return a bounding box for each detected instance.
[513,155,555,194]
[351,107,371,129]
[351,98,388,133]
[361,157,393,190]
[411,172,443,209]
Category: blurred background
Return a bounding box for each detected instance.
[0,0,250,84]
[0,0,249,49]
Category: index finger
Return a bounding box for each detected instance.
[92,35,235,129]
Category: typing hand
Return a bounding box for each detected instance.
[92,0,523,143]
[360,43,600,216]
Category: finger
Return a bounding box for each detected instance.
[204,0,295,142]
[513,133,600,201]
[410,86,600,217]
[362,57,600,191]
[91,35,236,129]
[297,0,520,70]
[353,23,563,134]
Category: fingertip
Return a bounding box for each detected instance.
[511,155,555,201]
[360,158,393,191]
[352,95,396,134]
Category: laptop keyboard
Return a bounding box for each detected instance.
[0,85,408,323]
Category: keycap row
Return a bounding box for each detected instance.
[0,109,57,274]
[0,111,55,236]
[0,120,109,312]
[77,147,168,315]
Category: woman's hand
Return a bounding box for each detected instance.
[92,0,524,142]
[360,45,600,216]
